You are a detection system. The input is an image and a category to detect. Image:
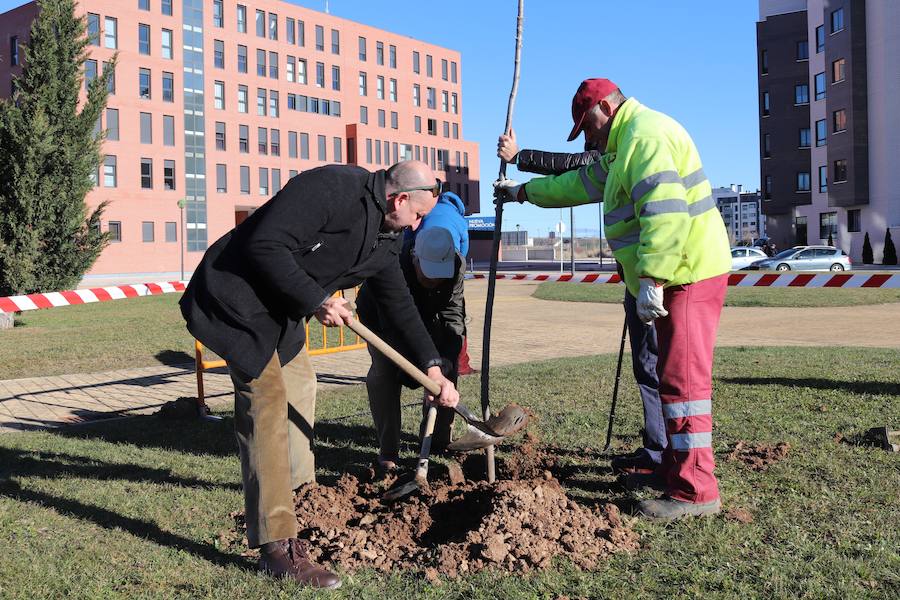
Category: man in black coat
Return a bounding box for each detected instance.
[180,160,459,589]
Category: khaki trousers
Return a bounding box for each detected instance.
[228,349,317,548]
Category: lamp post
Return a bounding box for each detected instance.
[177,198,186,281]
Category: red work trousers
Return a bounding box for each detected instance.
[654,274,728,504]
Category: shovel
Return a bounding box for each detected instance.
[345,316,529,452]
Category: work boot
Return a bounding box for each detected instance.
[624,471,666,492]
[259,538,341,589]
[634,496,722,520]
[611,450,659,475]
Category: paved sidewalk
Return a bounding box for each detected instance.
[2,279,899,433]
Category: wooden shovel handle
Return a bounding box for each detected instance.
[345,315,443,396]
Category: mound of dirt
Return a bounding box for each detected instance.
[290,470,637,578]
[727,441,790,471]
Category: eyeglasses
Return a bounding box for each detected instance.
[391,178,443,198]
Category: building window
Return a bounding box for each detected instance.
[238,85,248,113]
[441,58,448,80]
[269,51,278,78]
[213,0,224,28]
[272,169,281,191]
[833,109,846,133]
[333,137,342,163]
[216,164,227,193]
[427,118,437,136]
[413,51,420,74]
[796,172,810,192]
[816,119,827,146]
[360,105,368,124]
[161,29,173,59]
[451,61,457,83]
[426,54,433,77]
[237,4,247,33]
[163,114,174,146]
[442,91,449,112]
[213,40,224,68]
[239,165,250,194]
[141,158,153,189]
[818,165,828,192]
[288,131,298,158]
[108,221,121,242]
[268,12,278,40]
[238,45,247,73]
[819,212,837,240]
[318,135,327,161]
[814,72,826,100]
[215,121,226,150]
[300,133,309,159]
[269,90,279,117]
[427,87,436,109]
[442,121,449,137]
[104,17,117,49]
[832,58,845,83]
[331,29,340,54]
[794,84,809,105]
[377,109,385,128]
[847,209,861,233]
[452,123,459,139]
[255,10,265,37]
[87,14,100,46]
[763,133,771,158]
[214,81,225,109]
[271,129,280,156]
[164,160,175,190]
[376,76,384,99]
[830,7,844,33]
[799,128,811,148]
[165,221,177,242]
[796,40,808,60]
[389,78,397,102]
[257,88,266,116]
[389,45,397,68]
[138,24,150,55]
[376,41,384,65]
[106,108,119,141]
[414,116,422,133]
[816,25,825,53]
[764,174,772,199]
[239,125,249,153]
[286,17,295,44]
[314,62,324,87]
[297,59,307,84]
[315,25,324,51]
[413,84,420,107]
[762,91,770,116]
[162,0,172,16]
[259,167,269,195]
[332,66,341,91]
[358,36,366,61]
[104,61,115,94]
[297,20,305,46]
[139,68,151,99]
[85,60,97,88]
[391,111,398,129]
[451,93,458,114]
[140,112,152,144]
[258,127,268,154]
[834,159,848,182]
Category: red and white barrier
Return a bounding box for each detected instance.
[466,272,900,288]
[0,281,186,313]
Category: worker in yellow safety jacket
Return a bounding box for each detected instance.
[494,78,732,520]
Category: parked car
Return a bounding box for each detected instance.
[731,247,769,270]
[748,246,852,272]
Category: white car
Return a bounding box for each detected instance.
[731,247,768,270]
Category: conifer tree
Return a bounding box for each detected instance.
[883,229,897,266]
[0,0,113,295]
[862,232,873,264]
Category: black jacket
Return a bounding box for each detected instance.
[180,165,440,378]
[514,149,601,176]
[356,236,466,382]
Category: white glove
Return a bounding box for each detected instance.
[492,178,524,204]
[636,277,668,323]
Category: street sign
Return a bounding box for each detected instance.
[466,216,496,231]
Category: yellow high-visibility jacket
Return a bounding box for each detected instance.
[524,98,732,296]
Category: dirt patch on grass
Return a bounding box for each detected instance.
[223,442,638,578]
[724,507,754,524]
[727,441,790,471]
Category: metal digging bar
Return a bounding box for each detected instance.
[482,0,524,484]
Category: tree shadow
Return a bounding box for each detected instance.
[719,376,900,397]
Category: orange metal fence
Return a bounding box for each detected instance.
[193,289,365,409]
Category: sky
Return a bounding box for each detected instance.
[0,0,763,237]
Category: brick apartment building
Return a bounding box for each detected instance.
[757,0,899,261]
[0,0,480,279]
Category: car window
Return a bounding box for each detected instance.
[815,248,835,257]
[795,250,816,259]
[773,248,799,259]
[750,248,766,256]
[731,249,743,257]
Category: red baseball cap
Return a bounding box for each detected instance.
[567,78,619,141]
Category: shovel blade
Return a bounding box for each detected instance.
[381,474,421,502]
[484,403,529,437]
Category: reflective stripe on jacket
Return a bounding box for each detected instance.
[523,98,731,296]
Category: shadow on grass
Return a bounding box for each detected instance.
[154,350,195,368]
[720,376,900,397]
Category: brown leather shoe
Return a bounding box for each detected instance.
[259,538,341,589]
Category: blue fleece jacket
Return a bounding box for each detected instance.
[414,191,469,257]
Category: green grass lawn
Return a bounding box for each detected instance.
[0,294,361,380]
[1,346,898,599]
[533,281,900,307]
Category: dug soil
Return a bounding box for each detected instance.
[224,437,638,579]
[726,440,790,471]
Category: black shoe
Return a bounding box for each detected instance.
[259,538,341,589]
